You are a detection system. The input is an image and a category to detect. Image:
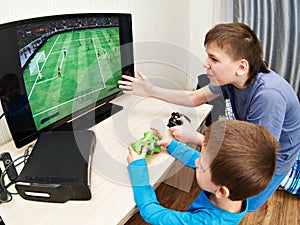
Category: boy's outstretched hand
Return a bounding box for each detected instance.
[118,71,153,97]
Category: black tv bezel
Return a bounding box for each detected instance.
[0,13,134,148]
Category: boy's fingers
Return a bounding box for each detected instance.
[121,74,135,81]
[141,146,148,156]
[137,71,146,80]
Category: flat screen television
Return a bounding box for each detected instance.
[0,13,134,148]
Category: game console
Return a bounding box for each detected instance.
[15,130,96,203]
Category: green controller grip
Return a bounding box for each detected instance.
[131,131,161,159]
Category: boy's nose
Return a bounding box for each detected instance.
[203,59,210,69]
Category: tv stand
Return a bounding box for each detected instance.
[54,102,123,131]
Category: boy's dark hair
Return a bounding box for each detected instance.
[203,120,278,201]
[204,22,270,86]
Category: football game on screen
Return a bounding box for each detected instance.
[18,17,122,131]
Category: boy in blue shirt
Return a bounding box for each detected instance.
[127,120,278,225]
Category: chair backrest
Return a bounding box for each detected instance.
[196,74,225,126]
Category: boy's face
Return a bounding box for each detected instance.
[195,152,219,194]
[204,42,244,87]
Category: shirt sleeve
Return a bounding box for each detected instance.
[208,84,223,94]
[127,159,213,225]
[167,140,200,169]
[247,89,286,140]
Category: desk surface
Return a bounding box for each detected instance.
[0,94,212,225]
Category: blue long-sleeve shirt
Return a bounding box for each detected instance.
[127,140,247,225]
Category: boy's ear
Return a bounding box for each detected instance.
[236,59,249,76]
[215,185,230,199]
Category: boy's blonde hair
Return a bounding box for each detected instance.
[202,120,278,201]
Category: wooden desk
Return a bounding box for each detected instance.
[0,94,212,225]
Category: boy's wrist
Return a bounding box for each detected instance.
[128,158,146,166]
[166,139,178,154]
[149,85,157,98]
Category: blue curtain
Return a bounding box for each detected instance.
[234,0,300,95]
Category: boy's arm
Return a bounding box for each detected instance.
[118,71,218,107]
[128,159,208,224]
[127,159,159,206]
[166,140,200,169]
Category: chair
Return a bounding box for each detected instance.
[196,74,225,127]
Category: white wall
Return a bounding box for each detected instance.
[0,0,233,145]
[187,0,233,89]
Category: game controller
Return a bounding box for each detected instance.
[131,131,161,159]
[167,112,191,127]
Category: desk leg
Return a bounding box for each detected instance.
[162,160,195,193]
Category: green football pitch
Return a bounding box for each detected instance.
[23,27,122,130]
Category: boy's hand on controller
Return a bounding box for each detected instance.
[127,146,147,164]
[150,127,172,148]
[157,137,172,149]
[150,127,163,139]
[169,117,201,145]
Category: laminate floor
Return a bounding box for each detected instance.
[125,178,299,225]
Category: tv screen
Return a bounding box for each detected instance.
[0,13,134,148]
